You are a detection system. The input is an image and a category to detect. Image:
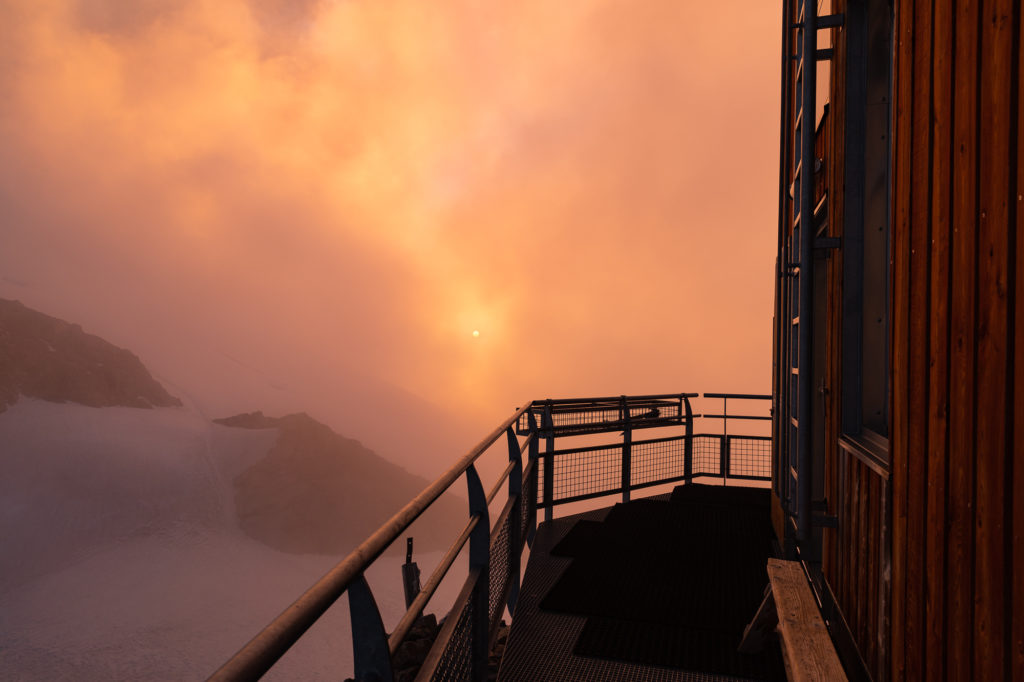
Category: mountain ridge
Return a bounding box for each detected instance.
[0,297,181,413]
[215,409,465,555]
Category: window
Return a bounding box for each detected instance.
[840,0,892,465]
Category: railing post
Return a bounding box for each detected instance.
[505,426,522,616]
[542,401,555,523]
[465,464,489,682]
[527,411,539,546]
[723,396,730,484]
[620,396,632,503]
[348,574,393,682]
[683,395,694,481]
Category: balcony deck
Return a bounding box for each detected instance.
[498,484,785,682]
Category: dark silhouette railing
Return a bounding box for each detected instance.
[207,392,771,682]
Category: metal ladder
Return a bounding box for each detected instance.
[780,0,841,551]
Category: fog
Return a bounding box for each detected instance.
[0,0,780,470]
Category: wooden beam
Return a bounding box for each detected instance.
[767,559,848,682]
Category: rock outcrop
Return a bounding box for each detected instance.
[217,411,466,555]
[0,298,181,413]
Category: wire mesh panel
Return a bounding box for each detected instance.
[630,436,687,486]
[691,435,723,476]
[727,436,772,479]
[549,445,623,503]
[488,504,513,627]
[518,398,684,437]
[536,458,546,507]
[428,593,474,682]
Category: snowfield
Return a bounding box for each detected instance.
[0,399,462,680]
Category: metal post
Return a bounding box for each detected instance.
[505,426,522,616]
[348,574,393,681]
[527,411,539,546]
[465,465,489,682]
[543,401,555,523]
[401,537,420,610]
[620,396,632,503]
[683,395,694,481]
[723,396,730,484]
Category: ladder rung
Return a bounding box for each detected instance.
[816,48,834,61]
[813,191,828,218]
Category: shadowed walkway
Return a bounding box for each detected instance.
[497,484,785,682]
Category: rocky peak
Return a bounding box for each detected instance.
[0,298,181,413]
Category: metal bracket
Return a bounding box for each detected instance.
[527,412,540,547]
[739,586,778,654]
[349,574,393,682]
[817,13,845,29]
[465,464,489,570]
[505,426,523,615]
[813,513,839,528]
[464,464,490,682]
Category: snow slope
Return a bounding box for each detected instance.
[0,399,464,680]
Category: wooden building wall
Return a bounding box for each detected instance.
[888,1,1023,681]
[777,2,1022,678]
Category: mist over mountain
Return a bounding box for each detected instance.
[218,410,464,554]
[0,298,468,679]
[0,298,465,559]
[0,297,181,413]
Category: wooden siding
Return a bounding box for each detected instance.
[777,2,1021,679]
[889,2,1023,682]
[811,1,1024,680]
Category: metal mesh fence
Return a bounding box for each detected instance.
[488,505,512,626]
[691,435,723,476]
[429,591,474,682]
[727,436,772,478]
[549,445,622,503]
[517,399,683,437]
[630,437,687,486]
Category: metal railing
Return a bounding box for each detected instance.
[208,392,771,682]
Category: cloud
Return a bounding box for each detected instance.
[0,0,781,438]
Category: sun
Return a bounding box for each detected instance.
[472,330,480,338]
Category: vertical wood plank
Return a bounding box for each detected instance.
[926,3,953,681]
[890,0,916,676]
[974,1,1013,679]
[856,463,868,649]
[839,455,849,615]
[867,472,880,676]
[946,0,980,678]
[1013,5,1024,679]
[905,0,934,679]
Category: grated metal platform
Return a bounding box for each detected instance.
[497,490,776,682]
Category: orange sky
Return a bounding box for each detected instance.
[0,0,781,459]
